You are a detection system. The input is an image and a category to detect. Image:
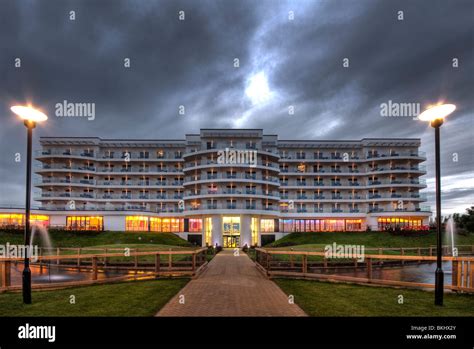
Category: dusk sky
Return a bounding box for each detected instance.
[0,0,472,216]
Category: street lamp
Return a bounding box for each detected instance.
[11,105,48,304]
[418,103,456,306]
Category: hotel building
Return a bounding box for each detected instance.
[0,129,430,247]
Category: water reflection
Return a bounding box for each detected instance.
[322,261,453,285]
[9,263,128,286]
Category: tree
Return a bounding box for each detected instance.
[453,206,474,233]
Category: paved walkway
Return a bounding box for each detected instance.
[156,249,306,317]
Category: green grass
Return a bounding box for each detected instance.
[0,279,188,316]
[0,230,192,248]
[269,231,474,249]
[275,279,474,316]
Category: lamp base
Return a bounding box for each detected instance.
[434,267,444,306]
[22,267,32,304]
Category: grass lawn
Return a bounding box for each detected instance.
[275,279,474,316]
[0,230,192,248]
[0,279,188,316]
[269,231,474,249]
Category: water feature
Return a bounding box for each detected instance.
[30,225,53,253]
[446,216,456,256]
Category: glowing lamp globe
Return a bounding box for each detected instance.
[11,105,48,123]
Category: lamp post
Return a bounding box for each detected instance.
[11,105,48,304]
[418,103,456,306]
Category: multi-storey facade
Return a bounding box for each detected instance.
[0,129,431,247]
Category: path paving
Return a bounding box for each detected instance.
[156,249,306,317]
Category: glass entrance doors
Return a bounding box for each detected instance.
[223,235,240,248]
[222,217,240,248]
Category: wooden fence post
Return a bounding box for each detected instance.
[155,253,160,275]
[192,252,196,273]
[168,250,172,270]
[92,256,98,281]
[0,261,11,288]
[452,260,458,290]
[366,258,372,282]
[39,247,44,274]
[302,254,307,274]
[266,252,270,274]
[134,249,138,268]
[57,247,60,265]
[77,248,81,267]
[104,248,108,267]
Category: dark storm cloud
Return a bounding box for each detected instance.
[0,0,472,213]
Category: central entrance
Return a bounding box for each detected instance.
[222,216,240,248]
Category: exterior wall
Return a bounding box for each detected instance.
[50,214,66,227]
[104,215,125,231]
[240,215,252,247]
[211,215,222,246]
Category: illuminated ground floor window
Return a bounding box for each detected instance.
[66,216,103,231]
[279,219,364,232]
[260,219,274,233]
[0,214,50,227]
[378,217,422,230]
[149,217,184,232]
[189,218,203,232]
[204,218,212,246]
[251,218,259,246]
[126,216,149,231]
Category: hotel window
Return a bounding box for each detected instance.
[171,218,183,232]
[157,218,182,232]
[280,164,289,172]
[346,219,362,231]
[126,216,149,231]
[260,219,274,233]
[207,185,217,194]
[377,218,422,230]
[322,219,345,231]
[297,163,306,172]
[331,165,341,173]
[246,200,255,209]
[139,151,149,159]
[0,214,50,228]
[157,150,165,159]
[189,219,202,232]
[296,151,305,160]
[150,217,162,232]
[251,218,259,245]
[67,216,103,231]
[205,218,212,245]
[297,178,306,186]
[175,150,182,158]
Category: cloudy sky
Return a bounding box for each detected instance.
[0,0,472,216]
